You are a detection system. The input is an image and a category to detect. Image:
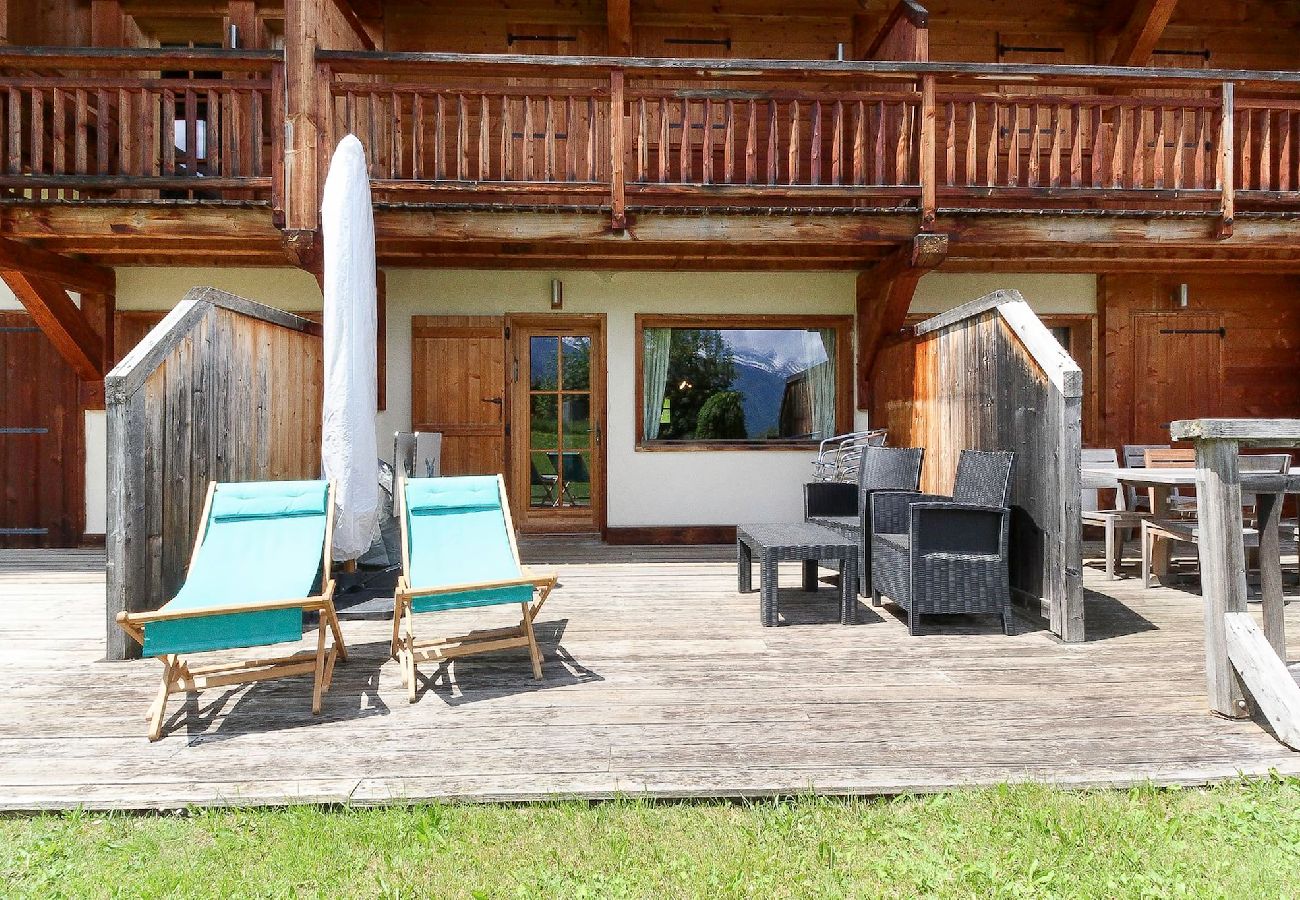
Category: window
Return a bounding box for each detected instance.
[635,315,852,449]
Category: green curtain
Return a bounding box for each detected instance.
[809,328,838,439]
[642,327,672,440]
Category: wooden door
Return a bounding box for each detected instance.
[508,315,606,534]
[1132,313,1225,444]
[411,316,507,476]
[0,313,84,547]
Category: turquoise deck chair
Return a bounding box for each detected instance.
[116,480,346,741]
[394,474,558,702]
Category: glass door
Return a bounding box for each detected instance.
[508,316,605,533]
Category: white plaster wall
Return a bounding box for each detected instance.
[84,411,106,534]
[384,270,860,527]
[0,279,20,310]
[114,267,323,311]
[912,272,1097,315]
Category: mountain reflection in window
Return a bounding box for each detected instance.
[642,327,838,443]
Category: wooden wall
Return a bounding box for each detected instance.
[104,287,322,660]
[872,290,1084,641]
[1098,273,1300,449]
[0,312,84,548]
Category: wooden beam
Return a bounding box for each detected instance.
[328,0,377,51]
[0,237,115,294]
[1225,613,1300,749]
[607,0,631,56]
[1,271,105,380]
[1109,0,1180,67]
[90,0,125,47]
[856,233,947,407]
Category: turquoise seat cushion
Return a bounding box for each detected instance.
[142,481,330,657]
[405,476,534,613]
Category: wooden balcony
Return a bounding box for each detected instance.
[1,47,1299,248]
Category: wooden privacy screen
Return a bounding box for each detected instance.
[104,288,323,661]
[871,290,1084,641]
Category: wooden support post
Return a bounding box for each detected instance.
[226,1,262,49]
[90,0,125,47]
[919,75,936,229]
[1219,82,1234,238]
[607,0,631,56]
[1192,438,1249,718]
[609,69,627,231]
[855,233,947,408]
[1,270,106,381]
[79,289,116,409]
[285,0,321,233]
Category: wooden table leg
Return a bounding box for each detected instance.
[802,559,818,591]
[1256,491,1287,660]
[1194,438,1250,718]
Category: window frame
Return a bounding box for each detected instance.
[633,313,854,452]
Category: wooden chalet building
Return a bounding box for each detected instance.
[1,0,1299,547]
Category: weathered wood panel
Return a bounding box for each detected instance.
[104,287,322,661]
[871,290,1084,641]
[0,311,84,548]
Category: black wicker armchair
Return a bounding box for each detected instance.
[805,446,924,593]
[869,450,1016,636]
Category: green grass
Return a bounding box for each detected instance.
[4,777,1300,898]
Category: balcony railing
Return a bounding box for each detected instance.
[322,52,1300,229]
[0,47,281,204]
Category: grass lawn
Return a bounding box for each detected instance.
[4,777,1299,898]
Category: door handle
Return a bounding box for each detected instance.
[482,397,502,405]
[595,422,602,447]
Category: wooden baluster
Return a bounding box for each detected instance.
[434,94,446,180]
[873,100,886,185]
[919,77,935,224]
[394,91,406,180]
[497,95,509,181]
[831,99,844,186]
[585,96,595,182]
[564,95,576,182]
[368,92,380,178]
[1152,105,1165,190]
[53,89,66,177]
[1237,104,1252,192]
[853,100,865,186]
[1259,108,1272,192]
[679,97,691,183]
[75,89,89,177]
[943,100,955,187]
[1109,105,1125,189]
[1171,107,1184,190]
[1069,103,1082,188]
[702,98,713,184]
[542,95,554,182]
[1005,103,1020,187]
[1219,82,1234,235]
[95,89,110,176]
[223,90,236,179]
[766,100,778,185]
[723,99,735,184]
[458,94,470,181]
[636,98,647,182]
[206,89,220,179]
[1090,105,1103,188]
[31,88,45,177]
[479,95,490,182]
[1027,102,1041,187]
[788,100,800,185]
[413,93,425,180]
[160,89,174,178]
[658,97,669,183]
[1279,109,1292,193]
[1132,105,1146,189]
[984,102,998,187]
[522,95,533,182]
[894,101,909,186]
[809,100,821,186]
[965,101,977,186]
[1047,103,1062,189]
[6,87,19,176]
[609,70,626,229]
[745,99,757,185]
[249,88,262,179]
[1193,106,1207,189]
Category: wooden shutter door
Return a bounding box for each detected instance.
[410,316,507,476]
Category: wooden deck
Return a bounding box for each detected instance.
[2,542,1298,811]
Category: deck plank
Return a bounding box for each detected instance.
[0,543,1296,810]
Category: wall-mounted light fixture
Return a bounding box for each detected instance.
[1175,283,1189,308]
[550,278,564,310]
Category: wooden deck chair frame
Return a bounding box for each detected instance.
[116,481,347,741]
[392,474,558,703]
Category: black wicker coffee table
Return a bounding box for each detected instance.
[736,522,859,627]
